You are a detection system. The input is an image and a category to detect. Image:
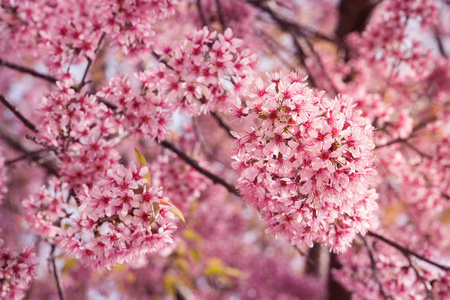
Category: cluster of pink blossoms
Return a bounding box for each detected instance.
[36,82,120,189]
[22,179,68,240]
[0,239,37,300]
[231,73,378,252]
[55,163,177,270]
[98,27,256,140]
[0,0,179,72]
[334,238,450,300]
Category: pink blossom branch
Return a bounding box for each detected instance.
[0,57,58,84]
[367,231,450,271]
[0,94,38,132]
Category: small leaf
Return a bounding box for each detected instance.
[134,148,152,185]
[159,199,187,227]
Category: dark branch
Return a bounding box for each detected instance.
[215,0,227,29]
[160,140,239,196]
[196,0,208,27]
[50,245,66,300]
[367,231,450,271]
[0,94,38,132]
[0,57,58,84]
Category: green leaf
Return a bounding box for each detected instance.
[159,199,187,227]
[134,148,151,186]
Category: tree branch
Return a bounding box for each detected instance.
[50,245,66,300]
[0,94,38,132]
[0,57,58,84]
[367,231,450,271]
[160,140,239,196]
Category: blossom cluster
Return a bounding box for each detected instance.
[0,240,37,300]
[334,237,450,300]
[36,82,120,189]
[98,27,256,140]
[55,163,177,270]
[22,179,68,240]
[0,0,179,73]
[231,73,378,252]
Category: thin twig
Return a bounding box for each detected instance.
[0,94,38,132]
[246,0,337,43]
[26,134,59,153]
[77,32,106,91]
[160,140,239,196]
[5,150,47,166]
[405,255,434,300]
[434,27,448,58]
[0,57,58,83]
[0,128,59,176]
[361,236,394,300]
[50,245,66,300]
[211,112,234,138]
[367,231,450,271]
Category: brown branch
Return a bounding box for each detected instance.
[0,128,59,176]
[50,245,66,300]
[0,94,38,132]
[246,0,337,43]
[77,32,106,91]
[367,231,450,271]
[196,0,208,27]
[434,27,448,58]
[160,140,239,196]
[211,112,234,138]
[405,255,434,300]
[0,57,58,83]
[361,236,394,300]
[5,149,47,166]
[215,0,227,29]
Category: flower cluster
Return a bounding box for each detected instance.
[231,73,378,252]
[56,163,177,270]
[0,0,178,73]
[333,237,450,300]
[149,27,256,114]
[98,27,256,140]
[36,82,120,189]
[0,240,37,300]
[22,179,68,240]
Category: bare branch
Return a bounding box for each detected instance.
[160,140,239,196]
[49,245,66,300]
[361,236,394,300]
[196,0,208,27]
[215,0,227,29]
[367,231,450,271]
[0,57,58,84]
[0,94,38,132]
